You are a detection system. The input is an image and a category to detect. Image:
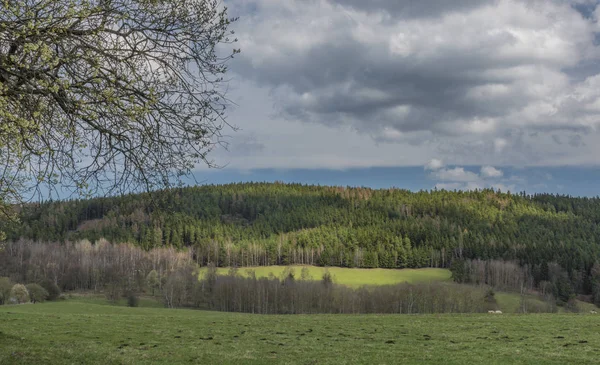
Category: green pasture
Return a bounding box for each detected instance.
[2,299,600,364]
[201,265,452,287]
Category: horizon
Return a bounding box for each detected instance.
[39,165,600,202]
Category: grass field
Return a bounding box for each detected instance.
[199,265,595,313]
[201,265,452,288]
[2,299,600,365]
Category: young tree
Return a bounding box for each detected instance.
[146,270,160,296]
[25,283,49,303]
[300,267,312,281]
[321,270,333,288]
[0,0,239,199]
[10,284,29,304]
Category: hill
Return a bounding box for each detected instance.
[4,182,600,300]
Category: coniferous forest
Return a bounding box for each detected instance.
[4,182,600,302]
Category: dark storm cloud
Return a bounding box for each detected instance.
[221,0,600,167]
[333,0,497,18]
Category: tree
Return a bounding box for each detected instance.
[40,279,61,301]
[10,283,29,303]
[591,262,600,307]
[300,267,312,281]
[0,0,239,200]
[450,259,466,283]
[0,276,11,304]
[146,270,160,296]
[321,270,333,288]
[548,263,574,305]
[127,291,139,307]
[25,283,49,303]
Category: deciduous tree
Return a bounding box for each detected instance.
[0,0,239,202]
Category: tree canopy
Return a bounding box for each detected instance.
[0,0,239,207]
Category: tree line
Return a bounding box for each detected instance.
[163,265,507,314]
[451,258,600,308]
[0,239,560,314]
[4,182,600,298]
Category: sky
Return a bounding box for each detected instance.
[193,0,600,196]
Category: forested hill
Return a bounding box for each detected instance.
[5,183,600,275]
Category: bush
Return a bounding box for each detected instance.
[565,297,580,313]
[26,284,49,303]
[484,288,497,310]
[127,292,139,307]
[10,284,30,304]
[40,279,61,301]
[0,277,12,305]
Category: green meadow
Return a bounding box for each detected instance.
[2,299,600,365]
[202,265,593,312]
[202,265,452,287]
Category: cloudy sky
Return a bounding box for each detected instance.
[196,0,600,196]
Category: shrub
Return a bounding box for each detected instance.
[10,284,30,304]
[26,284,49,303]
[484,288,498,310]
[127,292,139,307]
[0,277,12,305]
[40,279,61,301]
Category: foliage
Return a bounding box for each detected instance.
[146,270,160,296]
[484,288,497,308]
[10,283,29,303]
[6,182,600,297]
[0,0,239,199]
[25,283,49,303]
[126,292,139,308]
[0,276,11,304]
[300,267,312,281]
[321,270,333,288]
[39,279,61,301]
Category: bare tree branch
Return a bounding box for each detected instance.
[0,0,240,207]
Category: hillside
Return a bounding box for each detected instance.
[4,183,600,298]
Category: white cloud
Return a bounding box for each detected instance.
[433,167,480,182]
[480,166,504,178]
[213,0,600,171]
[493,138,509,154]
[429,164,516,192]
[425,159,444,170]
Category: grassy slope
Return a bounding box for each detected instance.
[2,300,600,365]
[204,266,453,288]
